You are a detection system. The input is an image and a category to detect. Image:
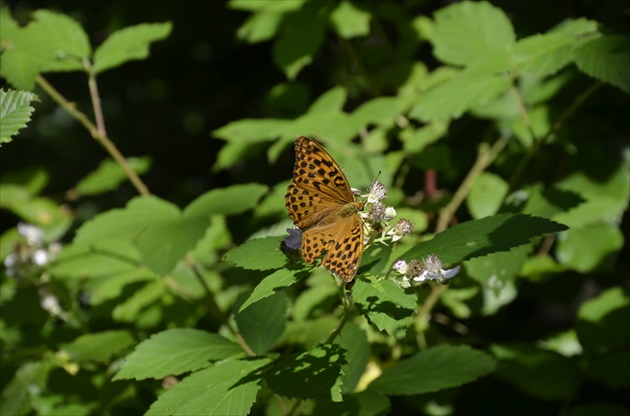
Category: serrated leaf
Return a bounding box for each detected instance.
[74,156,151,196]
[224,236,287,271]
[353,275,416,337]
[329,1,371,39]
[62,330,135,363]
[93,22,172,73]
[0,89,38,144]
[368,345,496,394]
[114,328,243,380]
[432,1,515,66]
[266,343,346,401]
[575,35,630,93]
[576,286,630,355]
[239,269,304,312]
[145,358,271,416]
[236,292,287,354]
[399,213,568,266]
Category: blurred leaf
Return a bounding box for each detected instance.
[315,391,390,416]
[511,32,576,76]
[272,4,325,79]
[465,244,530,286]
[576,286,630,355]
[568,404,630,416]
[145,358,271,416]
[575,35,630,93]
[266,343,346,401]
[212,118,289,143]
[467,172,509,219]
[556,224,623,273]
[74,156,151,196]
[224,236,286,271]
[521,185,584,220]
[308,86,347,114]
[93,22,173,73]
[236,292,287,355]
[441,287,479,319]
[400,213,568,266]
[229,0,306,12]
[0,361,52,416]
[399,121,449,153]
[0,183,71,229]
[33,10,91,72]
[114,328,243,380]
[432,1,515,66]
[0,89,38,145]
[491,344,580,399]
[112,280,165,322]
[353,275,416,337]
[368,345,496,394]
[588,350,630,390]
[50,241,143,279]
[537,330,583,357]
[329,1,371,39]
[62,330,135,363]
[239,269,303,312]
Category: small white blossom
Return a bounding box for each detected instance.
[18,223,44,246]
[4,253,18,277]
[388,218,413,242]
[413,254,461,284]
[393,260,408,274]
[384,207,397,220]
[367,181,388,203]
[33,249,49,266]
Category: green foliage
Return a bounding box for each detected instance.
[0,89,38,144]
[1,1,628,415]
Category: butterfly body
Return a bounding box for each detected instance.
[285,136,364,281]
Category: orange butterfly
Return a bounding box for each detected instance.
[285,136,364,281]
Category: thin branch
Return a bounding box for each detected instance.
[84,58,107,137]
[36,75,151,196]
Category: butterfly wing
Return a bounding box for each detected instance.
[285,136,356,229]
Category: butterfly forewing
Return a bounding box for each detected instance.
[285,136,364,281]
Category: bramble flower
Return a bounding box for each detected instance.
[388,218,414,242]
[393,254,461,287]
[367,180,388,203]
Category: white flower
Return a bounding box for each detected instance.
[367,181,388,203]
[412,254,461,284]
[33,249,49,266]
[393,260,408,274]
[18,223,44,246]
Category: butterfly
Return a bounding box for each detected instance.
[285,136,364,281]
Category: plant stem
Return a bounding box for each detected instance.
[36,75,151,196]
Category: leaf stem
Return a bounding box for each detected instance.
[35,75,151,196]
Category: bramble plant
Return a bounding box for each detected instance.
[1,1,628,415]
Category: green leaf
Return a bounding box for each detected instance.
[114,328,243,380]
[432,1,515,66]
[236,11,283,43]
[314,391,391,416]
[576,286,630,355]
[112,280,165,322]
[575,35,630,93]
[335,323,370,394]
[466,172,509,218]
[61,330,135,363]
[0,89,38,145]
[368,345,496,394]
[183,183,268,218]
[50,241,143,279]
[93,22,172,74]
[511,32,576,76]
[74,156,151,196]
[212,118,289,143]
[409,68,512,121]
[329,1,371,39]
[229,0,306,12]
[465,244,530,286]
[239,268,303,312]
[556,224,623,273]
[272,5,325,79]
[491,344,580,399]
[352,97,406,127]
[399,121,449,153]
[145,358,271,416]
[588,350,630,390]
[224,236,287,271]
[235,292,287,354]
[308,86,347,114]
[0,361,52,416]
[32,10,91,72]
[266,343,346,401]
[399,213,568,266]
[353,275,416,337]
